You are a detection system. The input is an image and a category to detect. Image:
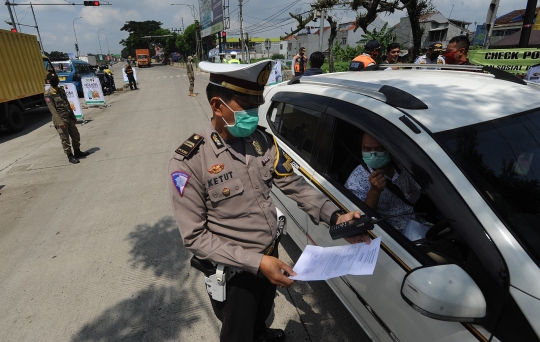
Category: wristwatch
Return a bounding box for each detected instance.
[330,210,346,226]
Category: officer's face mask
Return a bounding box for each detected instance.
[220,99,259,138]
[362,151,391,169]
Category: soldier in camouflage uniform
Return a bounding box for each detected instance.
[187,55,196,97]
[44,72,89,164]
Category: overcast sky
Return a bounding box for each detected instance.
[1,0,524,55]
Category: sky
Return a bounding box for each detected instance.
[0,0,525,56]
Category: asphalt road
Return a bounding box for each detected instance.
[0,63,371,342]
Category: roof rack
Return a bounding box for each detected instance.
[365,63,527,85]
[287,76,428,109]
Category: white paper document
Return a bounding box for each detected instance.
[289,237,381,281]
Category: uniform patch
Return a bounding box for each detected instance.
[262,157,270,166]
[253,140,263,156]
[175,133,204,157]
[171,171,190,197]
[208,164,225,174]
[211,132,224,149]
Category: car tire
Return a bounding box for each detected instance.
[6,105,24,133]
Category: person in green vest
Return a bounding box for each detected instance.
[228,51,240,64]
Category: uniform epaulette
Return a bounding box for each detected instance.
[175,133,204,158]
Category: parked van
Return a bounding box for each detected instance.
[52,59,95,94]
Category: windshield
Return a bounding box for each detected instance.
[138,54,148,59]
[43,58,53,73]
[52,62,72,73]
[435,109,540,264]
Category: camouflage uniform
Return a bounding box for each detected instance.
[44,86,81,154]
[187,59,195,94]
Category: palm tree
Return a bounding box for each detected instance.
[357,22,398,50]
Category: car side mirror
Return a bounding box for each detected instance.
[401,264,486,322]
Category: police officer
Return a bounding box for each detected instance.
[349,40,379,71]
[125,63,138,90]
[187,55,196,97]
[169,60,366,342]
[293,47,307,76]
[414,41,445,68]
[228,51,240,64]
[44,72,89,164]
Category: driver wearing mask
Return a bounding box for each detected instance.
[443,35,473,65]
[345,132,424,233]
[350,40,380,71]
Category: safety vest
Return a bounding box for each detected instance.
[350,54,376,71]
[228,58,240,64]
[293,54,307,73]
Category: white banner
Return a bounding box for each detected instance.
[45,83,83,120]
[82,77,106,105]
[122,67,138,84]
[267,61,282,85]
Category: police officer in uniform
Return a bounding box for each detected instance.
[414,41,445,69]
[125,63,138,90]
[227,51,240,64]
[293,47,307,76]
[44,72,89,164]
[349,40,380,71]
[169,60,367,342]
[187,55,196,97]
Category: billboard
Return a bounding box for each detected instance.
[199,0,223,38]
[468,48,540,74]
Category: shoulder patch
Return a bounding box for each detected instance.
[272,137,295,177]
[171,171,190,197]
[175,133,204,157]
[211,132,224,149]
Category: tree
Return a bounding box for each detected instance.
[45,51,69,59]
[175,21,199,57]
[119,20,163,58]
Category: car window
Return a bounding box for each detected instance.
[435,109,540,266]
[43,58,53,73]
[267,102,321,162]
[52,62,72,73]
[318,102,509,336]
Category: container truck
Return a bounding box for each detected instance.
[0,29,53,132]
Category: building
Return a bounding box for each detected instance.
[393,11,471,50]
[474,6,540,47]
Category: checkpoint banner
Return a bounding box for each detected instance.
[82,77,106,105]
[267,61,282,85]
[122,67,138,84]
[469,48,540,74]
[45,83,83,119]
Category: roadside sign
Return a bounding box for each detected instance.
[265,38,271,50]
[82,77,105,105]
[45,83,83,119]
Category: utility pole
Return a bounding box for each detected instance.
[318,8,325,52]
[519,0,538,48]
[30,3,44,54]
[484,0,500,48]
[245,32,250,63]
[6,2,18,31]
[239,0,245,62]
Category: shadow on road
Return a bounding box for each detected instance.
[71,216,217,341]
[0,107,51,144]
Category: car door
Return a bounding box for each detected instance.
[261,91,330,249]
[307,95,510,342]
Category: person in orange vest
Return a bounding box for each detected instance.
[349,40,380,71]
[293,47,307,76]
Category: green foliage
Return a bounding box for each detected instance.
[45,51,69,60]
[119,20,163,58]
[271,53,285,60]
[175,22,199,56]
[332,43,362,62]
[357,22,399,50]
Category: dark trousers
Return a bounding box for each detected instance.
[127,76,137,90]
[210,248,278,342]
[57,119,80,154]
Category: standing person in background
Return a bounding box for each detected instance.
[382,43,401,70]
[125,63,138,90]
[187,55,196,97]
[303,51,325,76]
[44,72,89,164]
[414,41,445,68]
[349,40,380,71]
[443,36,473,65]
[293,47,307,77]
[228,52,240,64]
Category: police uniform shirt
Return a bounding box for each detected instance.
[169,125,338,275]
[525,64,540,84]
[44,86,76,127]
[414,54,445,69]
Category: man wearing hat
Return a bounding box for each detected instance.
[228,51,240,64]
[187,55,196,97]
[293,47,307,76]
[350,40,380,71]
[44,72,89,164]
[414,41,445,68]
[168,60,366,342]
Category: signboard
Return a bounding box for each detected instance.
[122,67,138,84]
[82,77,105,105]
[68,52,76,60]
[267,61,282,85]
[468,48,540,74]
[199,0,224,38]
[45,83,83,119]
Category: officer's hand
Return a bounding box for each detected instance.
[338,211,371,245]
[59,124,66,129]
[369,169,386,193]
[260,255,296,288]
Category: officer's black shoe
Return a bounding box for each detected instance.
[67,153,80,164]
[255,328,285,342]
[74,149,89,158]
